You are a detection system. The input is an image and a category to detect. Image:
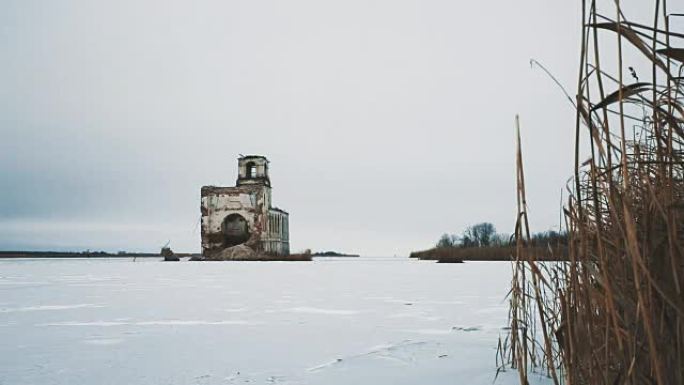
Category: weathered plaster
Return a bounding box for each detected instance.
[200,156,290,256]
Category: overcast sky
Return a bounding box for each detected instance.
[1,1,676,255]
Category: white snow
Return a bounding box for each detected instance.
[0,257,553,385]
[283,307,361,315]
[0,304,104,313]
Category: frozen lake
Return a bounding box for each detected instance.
[0,257,548,385]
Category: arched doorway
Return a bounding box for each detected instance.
[221,214,250,247]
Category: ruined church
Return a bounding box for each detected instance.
[200,155,290,257]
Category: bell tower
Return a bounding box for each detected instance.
[236,155,271,187]
[201,154,289,257]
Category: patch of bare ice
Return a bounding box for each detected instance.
[397,328,453,335]
[0,280,50,286]
[307,340,431,372]
[452,326,481,332]
[83,338,124,345]
[388,312,441,321]
[39,319,262,327]
[221,307,247,313]
[284,307,359,315]
[0,304,104,313]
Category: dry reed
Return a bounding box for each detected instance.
[409,246,567,262]
[503,1,684,384]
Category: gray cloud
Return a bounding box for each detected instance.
[1,0,674,255]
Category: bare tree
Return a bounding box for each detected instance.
[463,222,496,247]
[436,233,458,248]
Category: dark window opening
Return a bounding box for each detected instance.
[246,162,257,178]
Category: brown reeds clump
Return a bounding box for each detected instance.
[409,245,567,262]
[504,1,684,384]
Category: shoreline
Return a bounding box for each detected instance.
[0,251,201,259]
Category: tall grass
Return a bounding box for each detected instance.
[504,1,684,384]
[409,245,567,262]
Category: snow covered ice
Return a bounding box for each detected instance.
[0,257,552,385]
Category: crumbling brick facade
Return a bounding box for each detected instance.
[200,155,290,257]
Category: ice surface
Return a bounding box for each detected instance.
[0,257,553,385]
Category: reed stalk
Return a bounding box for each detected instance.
[504,2,684,384]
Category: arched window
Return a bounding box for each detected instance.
[246,162,257,178]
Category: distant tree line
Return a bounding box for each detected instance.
[436,222,567,249]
